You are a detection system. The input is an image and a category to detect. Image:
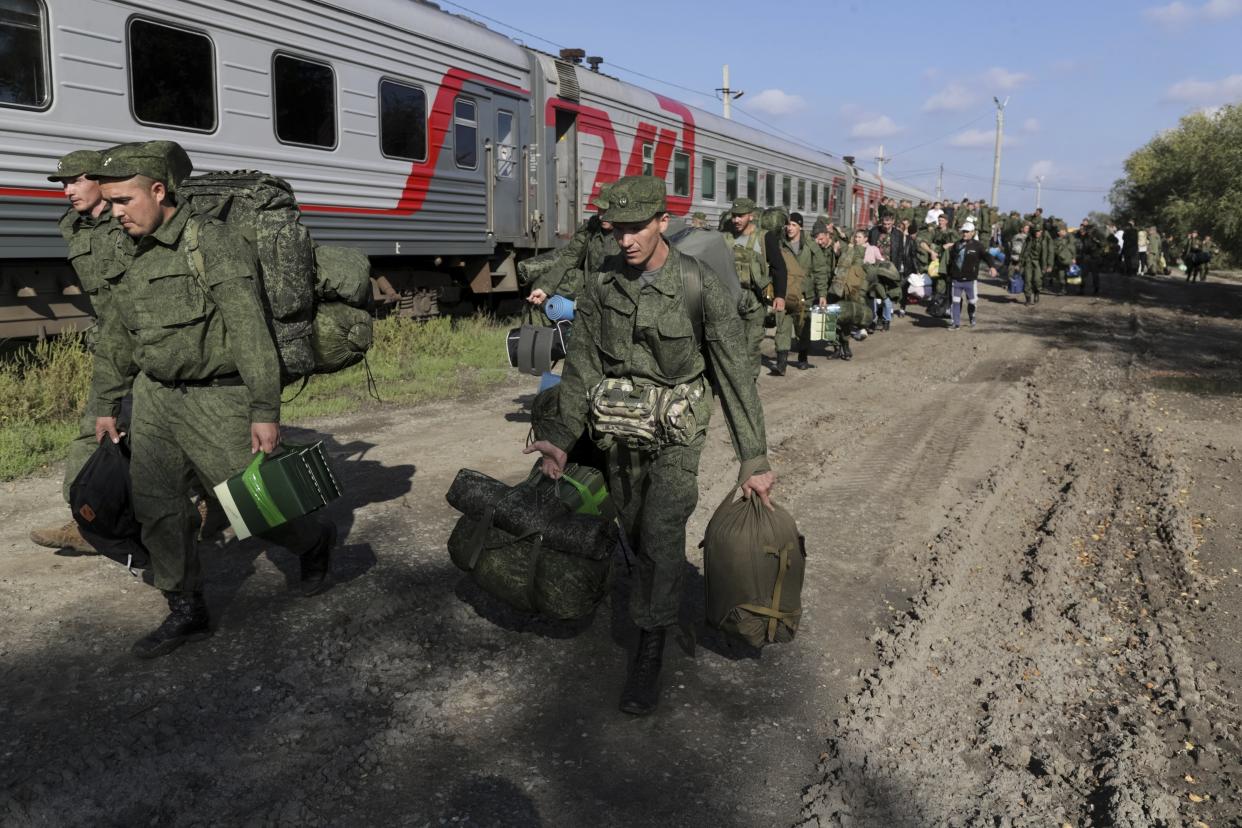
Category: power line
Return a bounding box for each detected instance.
[886,111,990,159]
[439,0,845,159]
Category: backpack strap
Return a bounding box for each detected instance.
[183,213,210,291]
[679,252,705,348]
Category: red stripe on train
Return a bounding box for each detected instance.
[0,187,63,199]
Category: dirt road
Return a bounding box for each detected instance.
[2,272,1240,827]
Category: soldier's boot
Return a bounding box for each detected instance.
[619,627,666,716]
[768,351,788,377]
[795,350,814,370]
[299,523,338,597]
[838,336,853,361]
[30,520,96,553]
[132,591,211,659]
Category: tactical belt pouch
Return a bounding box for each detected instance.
[213,441,341,540]
[589,378,705,449]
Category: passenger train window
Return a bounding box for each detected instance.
[641,143,654,176]
[495,109,515,178]
[129,19,215,131]
[453,97,477,169]
[797,179,805,210]
[0,0,48,109]
[725,163,738,201]
[379,79,427,161]
[781,176,791,209]
[274,54,335,148]
[701,157,716,201]
[746,168,757,201]
[764,173,774,207]
[673,151,690,197]
[811,182,818,213]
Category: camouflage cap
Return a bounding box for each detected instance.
[591,182,614,211]
[600,175,666,223]
[692,211,708,220]
[729,197,757,216]
[812,218,829,236]
[89,140,193,193]
[47,150,103,181]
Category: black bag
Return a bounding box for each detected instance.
[926,293,951,319]
[69,438,150,571]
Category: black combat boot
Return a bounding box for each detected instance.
[619,628,666,716]
[839,336,853,360]
[132,591,211,659]
[795,350,814,370]
[768,351,788,376]
[299,523,338,597]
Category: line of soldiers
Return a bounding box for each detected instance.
[31,142,338,659]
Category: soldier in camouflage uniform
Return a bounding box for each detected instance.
[29,150,133,554]
[1018,224,1047,304]
[723,197,785,379]
[526,176,775,716]
[1076,218,1104,295]
[1049,225,1075,294]
[931,213,959,298]
[523,185,620,312]
[89,142,337,659]
[770,212,829,375]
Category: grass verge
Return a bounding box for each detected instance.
[0,315,513,481]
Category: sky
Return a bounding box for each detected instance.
[437,0,1242,221]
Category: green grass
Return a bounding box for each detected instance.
[0,331,93,480]
[282,314,512,421]
[0,314,513,481]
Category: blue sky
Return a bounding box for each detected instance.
[440,0,1242,221]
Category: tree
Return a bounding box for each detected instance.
[1111,104,1242,264]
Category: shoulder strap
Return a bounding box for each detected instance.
[183,214,208,287]
[679,252,705,348]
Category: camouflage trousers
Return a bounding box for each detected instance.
[1022,264,1042,299]
[605,439,703,630]
[130,374,324,593]
[773,295,809,353]
[737,290,765,380]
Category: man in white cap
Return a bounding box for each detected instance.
[943,221,999,329]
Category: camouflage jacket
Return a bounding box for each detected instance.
[91,205,282,422]
[1017,233,1048,268]
[58,205,131,315]
[779,236,829,301]
[536,245,770,481]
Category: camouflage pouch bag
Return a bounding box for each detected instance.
[589,378,661,448]
[656,380,707,447]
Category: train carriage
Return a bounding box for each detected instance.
[0,0,926,337]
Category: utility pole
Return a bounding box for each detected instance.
[874,144,891,178]
[990,96,1008,207]
[716,65,743,120]
[1035,175,1044,209]
[936,163,944,200]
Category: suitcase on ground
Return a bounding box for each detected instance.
[1008,274,1025,294]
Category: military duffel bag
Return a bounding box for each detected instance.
[702,488,805,646]
[446,467,617,619]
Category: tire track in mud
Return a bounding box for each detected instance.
[797,337,1237,827]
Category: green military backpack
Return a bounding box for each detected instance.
[179,171,373,383]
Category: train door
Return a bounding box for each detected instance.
[484,93,525,242]
[554,109,578,238]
